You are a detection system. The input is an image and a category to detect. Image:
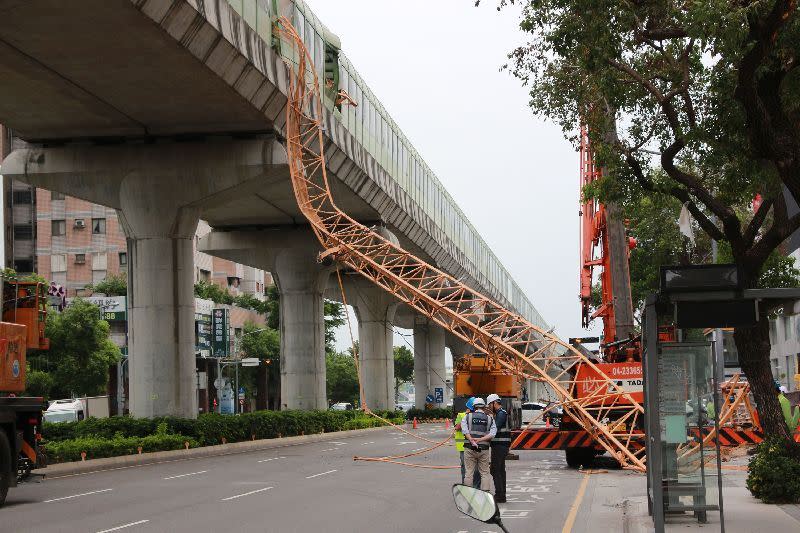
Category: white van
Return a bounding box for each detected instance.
[44,399,86,423]
[521,402,548,427]
[43,396,110,423]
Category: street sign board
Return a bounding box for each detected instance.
[425,394,434,403]
[212,308,230,357]
[434,387,444,404]
[241,358,259,366]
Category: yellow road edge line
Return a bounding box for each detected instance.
[562,472,591,533]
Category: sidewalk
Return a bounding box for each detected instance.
[624,463,800,532]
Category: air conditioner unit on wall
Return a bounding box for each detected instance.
[74,219,85,228]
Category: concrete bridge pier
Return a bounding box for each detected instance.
[117,179,201,419]
[273,249,330,411]
[413,317,447,409]
[197,228,332,411]
[1,138,289,418]
[351,283,398,411]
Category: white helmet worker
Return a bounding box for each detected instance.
[486,393,501,405]
[472,397,486,408]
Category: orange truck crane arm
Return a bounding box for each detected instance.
[579,126,636,361]
[274,19,647,471]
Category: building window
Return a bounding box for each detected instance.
[91,253,108,271]
[13,259,33,273]
[51,254,67,272]
[51,191,65,201]
[119,252,128,267]
[92,218,106,234]
[11,190,32,204]
[13,224,33,240]
[51,219,66,237]
[199,269,211,282]
[74,254,86,264]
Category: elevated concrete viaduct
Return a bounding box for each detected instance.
[0,0,546,416]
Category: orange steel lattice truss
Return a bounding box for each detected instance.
[274,19,647,471]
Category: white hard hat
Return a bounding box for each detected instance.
[780,385,789,393]
[486,393,501,404]
[472,397,486,407]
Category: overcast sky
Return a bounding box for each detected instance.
[308,1,597,352]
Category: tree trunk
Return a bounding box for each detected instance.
[733,318,791,440]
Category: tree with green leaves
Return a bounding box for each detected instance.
[484,0,800,441]
[238,322,280,409]
[27,299,121,399]
[88,273,127,296]
[326,349,360,406]
[393,345,414,400]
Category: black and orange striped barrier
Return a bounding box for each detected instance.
[510,429,626,450]
[688,427,763,446]
[512,426,767,452]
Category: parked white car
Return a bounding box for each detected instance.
[330,402,354,411]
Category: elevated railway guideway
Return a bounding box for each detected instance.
[274,18,647,472]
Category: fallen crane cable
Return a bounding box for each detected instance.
[335,266,459,468]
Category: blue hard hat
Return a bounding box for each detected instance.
[465,397,476,411]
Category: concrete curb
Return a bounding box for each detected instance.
[41,425,393,478]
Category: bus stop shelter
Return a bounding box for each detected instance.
[643,264,800,532]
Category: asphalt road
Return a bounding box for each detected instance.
[2,424,640,533]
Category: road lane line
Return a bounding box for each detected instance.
[163,470,207,480]
[320,448,336,452]
[561,472,590,533]
[257,456,286,463]
[221,486,274,501]
[305,469,337,479]
[43,488,113,503]
[96,519,150,533]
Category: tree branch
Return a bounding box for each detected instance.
[749,211,800,267]
[734,1,799,194]
[623,150,725,241]
[660,139,742,243]
[742,196,775,248]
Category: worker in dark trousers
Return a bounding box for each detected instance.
[487,393,510,503]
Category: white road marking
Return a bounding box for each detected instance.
[163,470,207,480]
[96,520,150,533]
[328,442,346,446]
[43,488,113,503]
[360,441,375,445]
[320,448,336,452]
[305,469,337,479]
[397,441,417,445]
[412,447,426,452]
[257,456,286,463]
[221,486,274,501]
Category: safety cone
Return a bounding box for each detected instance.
[445,418,451,430]
[413,417,418,429]
[545,416,551,429]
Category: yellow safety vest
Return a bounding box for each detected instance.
[455,411,467,452]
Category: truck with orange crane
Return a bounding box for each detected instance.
[510,126,652,467]
[0,278,50,506]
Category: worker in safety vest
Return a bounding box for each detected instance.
[777,382,800,434]
[454,397,475,484]
[461,397,496,491]
[487,393,510,503]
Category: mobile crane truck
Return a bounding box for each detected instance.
[0,279,50,506]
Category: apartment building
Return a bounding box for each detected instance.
[6,183,271,298]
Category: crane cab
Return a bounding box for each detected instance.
[2,281,49,351]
